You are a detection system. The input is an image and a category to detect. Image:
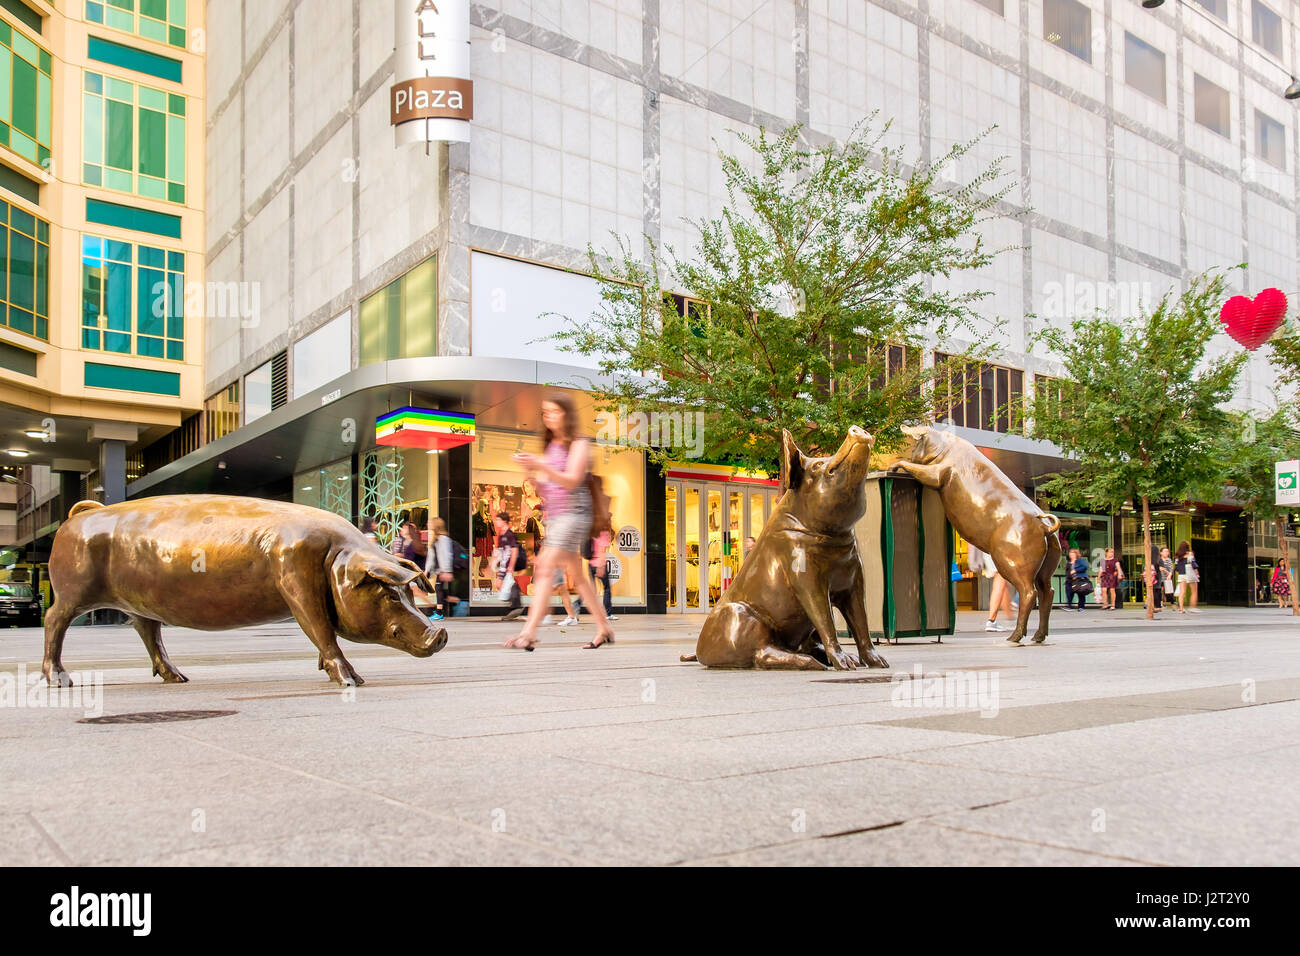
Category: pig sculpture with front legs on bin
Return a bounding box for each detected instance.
[890,425,1062,644]
[684,426,888,671]
[42,496,449,687]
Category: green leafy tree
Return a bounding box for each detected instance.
[1224,406,1300,613]
[552,119,1014,470]
[1028,273,1247,619]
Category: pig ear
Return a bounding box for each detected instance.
[364,558,421,588]
[780,429,807,496]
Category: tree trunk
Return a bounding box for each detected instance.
[1142,496,1154,620]
[1276,515,1300,616]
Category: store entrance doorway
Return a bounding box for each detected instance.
[664,480,779,613]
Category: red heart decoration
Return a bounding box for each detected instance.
[1219,288,1287,351]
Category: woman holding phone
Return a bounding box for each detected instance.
[503,394,615,651]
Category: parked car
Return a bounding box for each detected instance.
[0,582,42,627]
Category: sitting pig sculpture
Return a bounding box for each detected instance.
[43,496,449,687]
[891,425,1061,644]
[685,426,888,670]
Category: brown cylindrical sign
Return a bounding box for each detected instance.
[390,76,474,125]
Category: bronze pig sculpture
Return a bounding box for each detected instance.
[891,425,1061,644]
[685,426,888,670]
[42,495,449,687]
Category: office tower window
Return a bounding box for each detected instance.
[1194,74,1231,137]
[83,70,187,204]
[0,21,52,168]
[81,235,185,360]
[360,256,437,365]
[1124,32,1166,105]
[1252,1,1283,58]
[1044,0,1092,64]
[1256,109,1286,169]
[0,199,49,340]
[85,0,189,50]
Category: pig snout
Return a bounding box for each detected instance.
[404,624,449,657]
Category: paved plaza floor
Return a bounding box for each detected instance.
[2,606,1297,866]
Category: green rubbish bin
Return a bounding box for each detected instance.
[854,472,955,643]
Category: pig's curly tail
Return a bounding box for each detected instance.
[68,500,106,519]
[1038,513,1060,534]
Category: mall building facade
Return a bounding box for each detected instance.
[122,0,1299,611]
[0,0,205,607]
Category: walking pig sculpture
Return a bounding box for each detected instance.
[890,425,1062,644]
[42,495,449,687]
[684,426,889,670]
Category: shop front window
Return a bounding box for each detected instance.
[360,446,430,551]
[294,459,354,525]
[471,430,645,606]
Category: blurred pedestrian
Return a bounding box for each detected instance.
[1066,547,1090,611]
[424,516,454,622]
[504,394,615,650]
[1148,544,1164,613]
[1160,546,1175,609]
[1271,556,1292,610]
[1099,546,1124,609]
[1175,541,1200,613]
[359,515,378,542]
[492,511,524,620]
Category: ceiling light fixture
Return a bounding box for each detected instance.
[8,449,29,458]
[23,429,47,439]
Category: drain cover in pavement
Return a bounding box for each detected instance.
[79,710,236,725]
[814,674,903,684]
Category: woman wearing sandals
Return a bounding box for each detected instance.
[1098,547,1124,610]
[1174,541,1201,613]
[503,395,615,651]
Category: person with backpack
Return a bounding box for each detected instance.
[424,516,460,622]
[492,511,525,620]
[503,394,615,650]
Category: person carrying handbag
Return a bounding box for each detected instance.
[1066,548,1091,611]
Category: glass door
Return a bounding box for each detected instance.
[665,484,679,611]
[683,484,702,609]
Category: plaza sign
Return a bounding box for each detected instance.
[1277,459,1300,506]
[391,0,473,146]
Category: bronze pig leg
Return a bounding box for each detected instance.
[835,575,888,669]
[1031,534,1062,643]
[278,581,364,686]
[41,599,79,687]
[800,590,857,670]
[890,461,942,487]
[128,615,189,683]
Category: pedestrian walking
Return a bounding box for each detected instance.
[1066,547,1091,610]
[586,529,615,620]
[1175,541,1200,613]
[492,511,524,620]
[1148,544,1164,612]
[1160,546,1175,610]
[424,516,454,622]
[1271,556,1292,610]
[359,515,379,543]
[970,544,1015,632]
[1099,546,1124,609]
[503,394,615,650]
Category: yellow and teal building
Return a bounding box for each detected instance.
[0,0,204,556]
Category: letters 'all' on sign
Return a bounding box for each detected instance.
[1219,288,1287,351]
[391,0,473,144]
[376,408,476,450]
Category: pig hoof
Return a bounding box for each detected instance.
[1030,635,1047,644]
[1005,634,1024,645]
[44,669,73,688]
[159,670,190,683]
[864,653,888,668]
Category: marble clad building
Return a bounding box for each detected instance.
[131,0,1300,610]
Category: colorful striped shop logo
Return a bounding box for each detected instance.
[375,407,476,450]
